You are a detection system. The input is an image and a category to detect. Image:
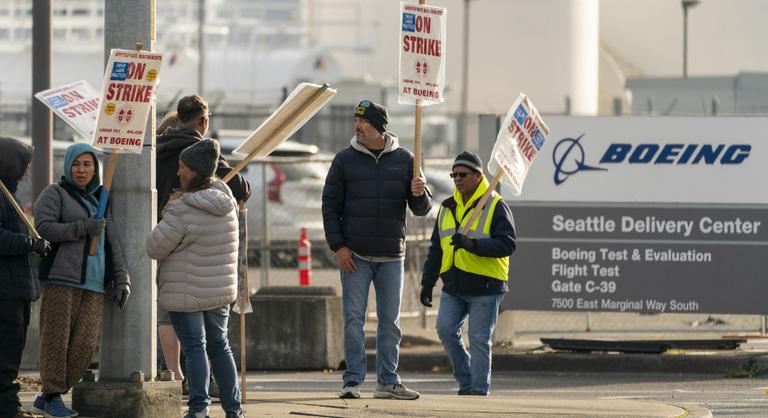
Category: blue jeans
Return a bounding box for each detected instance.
[436,292,503,395]
[170,305,241,414]
[340,255,404,385]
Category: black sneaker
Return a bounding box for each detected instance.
[338,381,360,399]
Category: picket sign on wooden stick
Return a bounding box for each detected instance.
[410,0,427,179]
[224,83,336,399]
[458,94,550,236]
[89,41,147,255]
[223,83,331,182]
[458,170,504,235]
[0,181,41,239]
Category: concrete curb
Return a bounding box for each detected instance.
[380,350,768,375]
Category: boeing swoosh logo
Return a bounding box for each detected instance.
[552,134,606,185]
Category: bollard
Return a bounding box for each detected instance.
[298,227,311,286]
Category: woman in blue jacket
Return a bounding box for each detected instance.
[32,143,130,418]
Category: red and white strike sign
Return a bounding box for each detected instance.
[488,93,551,196]
[398,2,446,106]
[34,80,100,141]
[92,48,163,153]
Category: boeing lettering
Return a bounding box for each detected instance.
[599,143,751,165]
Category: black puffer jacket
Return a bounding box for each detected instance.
[156,127,251,214]
[322,134,432,258]
[0,136,38,302]
[0,179,38,302]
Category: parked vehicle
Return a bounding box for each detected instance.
[212,129,336,267]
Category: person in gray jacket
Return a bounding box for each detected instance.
[146,139,243,418]
[32,143,130,418]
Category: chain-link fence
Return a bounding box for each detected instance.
[240,157,454,317]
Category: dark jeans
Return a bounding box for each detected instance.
[170,306,241,415]
[0,300,30,417]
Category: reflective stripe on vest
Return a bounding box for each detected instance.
[437,194,509,281]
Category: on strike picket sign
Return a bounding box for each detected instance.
[488,94,550,195]
[92,49,163,153]
[398,2,446,105]
[34,80,100,141]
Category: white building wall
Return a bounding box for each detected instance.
[313,0,600,115]
[600,0,768,77]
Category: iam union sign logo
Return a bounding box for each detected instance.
[416,61,429,76]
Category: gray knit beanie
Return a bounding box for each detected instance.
[179,139,220,178]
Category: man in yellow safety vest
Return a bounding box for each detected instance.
[420,151,516,396]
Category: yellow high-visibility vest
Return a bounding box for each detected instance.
[438,179,509,281]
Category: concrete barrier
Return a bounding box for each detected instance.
[229,286,343,370]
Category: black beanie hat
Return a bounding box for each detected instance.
[453,151,483,173]
[354,100,388,133]
[179,139,220,178]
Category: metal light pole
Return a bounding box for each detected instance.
[31,0,52,201]
[458,0,473,153]
[682,0,700,78]
[198,0,205,94]
[72,1,179,417]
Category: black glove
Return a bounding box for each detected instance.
[451,233,476,252]
[112,282,130,309]
[420,285,433,308]
[32,238,51,256]
[83,218,106,236]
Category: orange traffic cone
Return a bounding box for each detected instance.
[298,227,311,286]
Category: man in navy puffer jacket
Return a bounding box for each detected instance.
[322,100,431,400]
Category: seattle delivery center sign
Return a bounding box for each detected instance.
[93,49,162,152]
[398,2,446,105]
[503,116,768,314]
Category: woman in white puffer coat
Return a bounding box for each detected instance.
[146,139,244,418]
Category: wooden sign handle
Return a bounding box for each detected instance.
[237,200,249,403]
[0,181,40,240]
[88,152,118,255]
[413,100,423,179]
[412,0,426,178]
[458,170,504,235]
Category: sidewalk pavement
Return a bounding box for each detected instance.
[382,313,768,375]
[18,310,766,417]
[19,389,713,418]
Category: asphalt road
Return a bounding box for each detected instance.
[245,371,768,417]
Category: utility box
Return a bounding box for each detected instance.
[229,286,343,370]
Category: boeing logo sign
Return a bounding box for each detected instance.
[552,134,605,185]
[552,134,752,185]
